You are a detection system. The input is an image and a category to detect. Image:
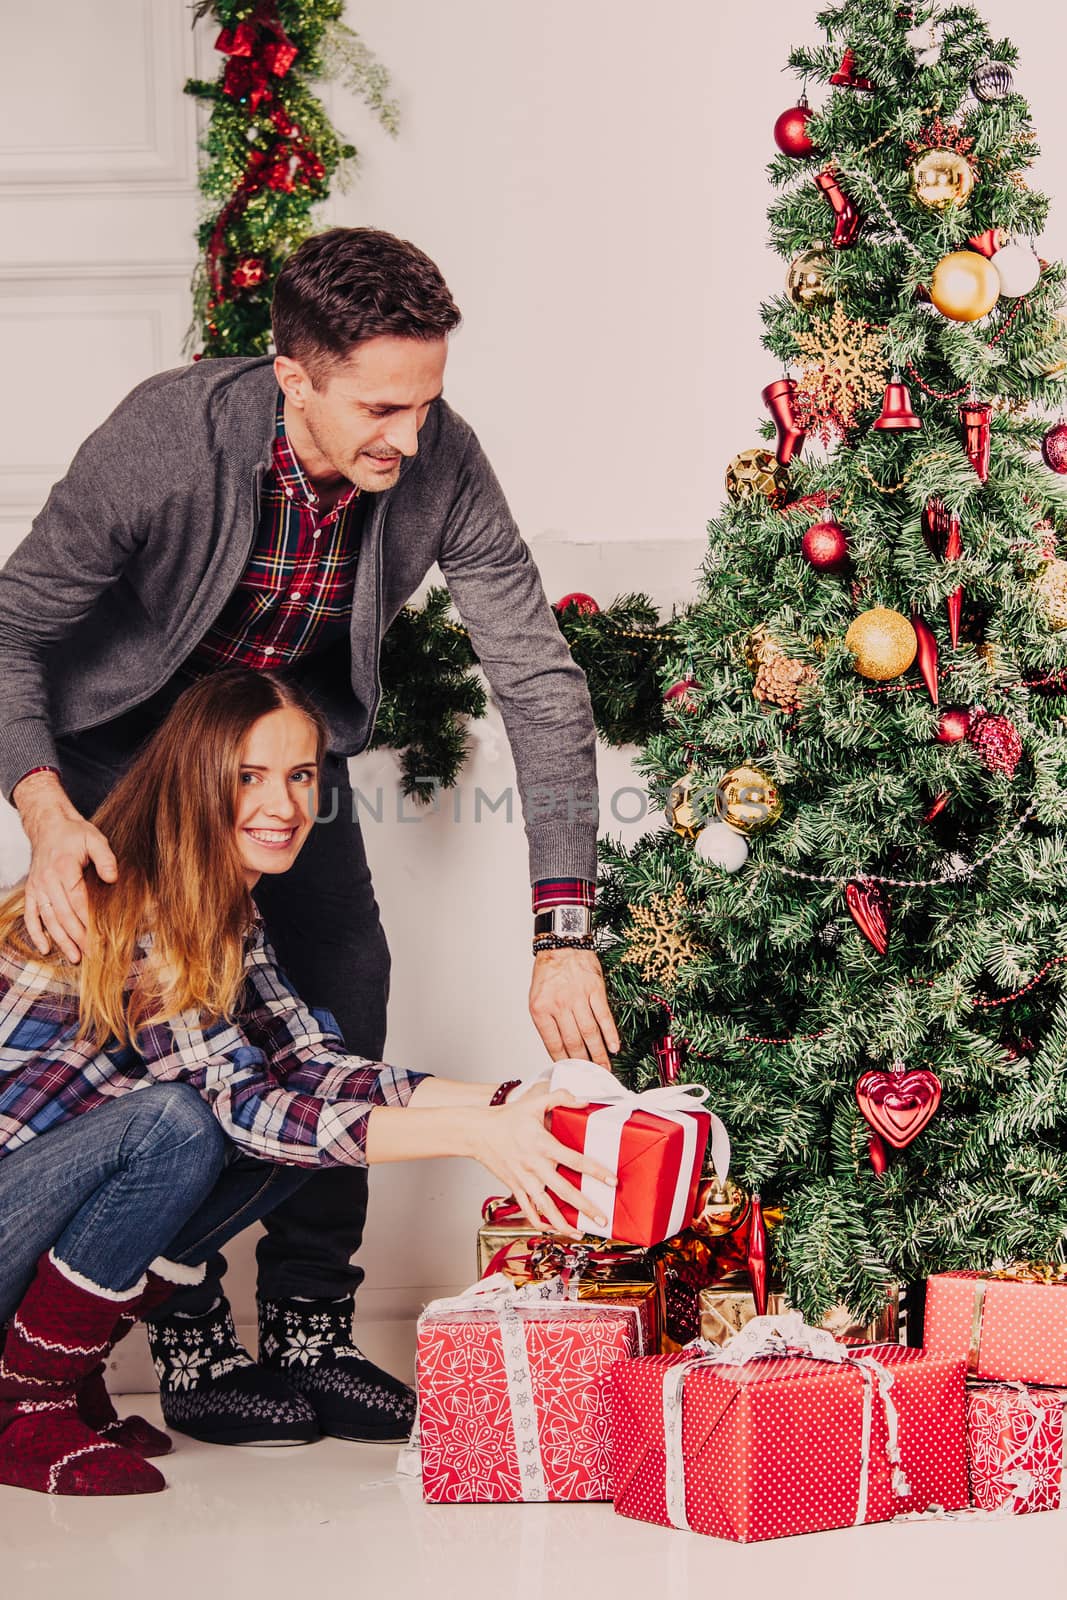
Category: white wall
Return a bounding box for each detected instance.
[2,0,1067,1388]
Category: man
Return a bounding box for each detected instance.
[0,228,619,1448]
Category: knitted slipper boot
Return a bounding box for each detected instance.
[146,1296,319,1447]
[75,1256,203,1458]
[0,1252,165,1496]
[258,1295,416,1443]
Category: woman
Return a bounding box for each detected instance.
[0,669,614,1498]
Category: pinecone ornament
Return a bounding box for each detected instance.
[967,712,1023,777]
[753,647,817,711]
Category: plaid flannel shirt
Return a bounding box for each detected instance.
[186,393,364,674]
[0,919,427,1168]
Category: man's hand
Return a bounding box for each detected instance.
[13,771,118,962]
[529,947,620,1069]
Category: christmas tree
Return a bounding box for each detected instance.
[598,0,1067,1326]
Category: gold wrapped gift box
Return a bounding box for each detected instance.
[698,1276,900,1347]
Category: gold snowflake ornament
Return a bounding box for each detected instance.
[621,884,704,989]
[792,304,888,443]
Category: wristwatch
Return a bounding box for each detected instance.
[533,905,592,939]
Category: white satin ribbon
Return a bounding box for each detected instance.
[660,1312,910,1532]
[401,1271,645,1494]
[544,1059,729,1240]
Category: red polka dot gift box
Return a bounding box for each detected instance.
[415,1275,646,1504]
[540,1059,729,1249]
[610,1316,969,1542]
[924,1268,1067,1386]
[966,1383,1065,1515]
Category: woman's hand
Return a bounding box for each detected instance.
[467,1081,616,1240]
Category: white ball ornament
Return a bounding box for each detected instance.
[694,822,749,873]
[905,22,941,66]
[992,242,1042,298]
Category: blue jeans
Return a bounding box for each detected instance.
[0,1085,311,1324]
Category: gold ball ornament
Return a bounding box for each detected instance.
[725,449,791,508]
[1035,560,1067,629]
[908,147,975,211]
[929,250,1001,322]
[786,247,834,309]
[714,765,783,834]
[667,775,710,841]
[845,608,918,680]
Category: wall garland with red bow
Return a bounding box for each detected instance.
[185,0,398,358]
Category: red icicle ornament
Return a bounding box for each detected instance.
[845,879,890,955]
[653,1031,688,1087]
[747,1195,769,1316]
[945,513,963,648]
[868,1131,889,1176]
[912,614,939,704]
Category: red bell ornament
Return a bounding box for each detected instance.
[761,378,807,466]
[814,167,862,249]
[960,400,992,483]
[829,47,874,91]
[912,614,939,705]
[773,95,816,158]
[873,374,921,431]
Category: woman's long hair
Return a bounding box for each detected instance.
[0,669,327,1049]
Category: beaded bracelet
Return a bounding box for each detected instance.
[532,934,597,954]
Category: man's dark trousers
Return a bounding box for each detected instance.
[52,671,390,1317]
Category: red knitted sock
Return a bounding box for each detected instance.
[75,1256,205,1460]
[0,1252,165,1496]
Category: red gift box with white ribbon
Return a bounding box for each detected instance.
[540,1060,729,1249]
[924,1269,1067,1385]
[411,1273,646,1503]
[610,1312,969,1542]
[966,1382,1065,1514]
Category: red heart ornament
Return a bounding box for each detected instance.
[855,1068,942,1149]
[845,880,890,955]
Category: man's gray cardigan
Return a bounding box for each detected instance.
[0,356,598,882]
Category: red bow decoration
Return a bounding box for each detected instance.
[216,3,299,111]
[856,1066,942,1149]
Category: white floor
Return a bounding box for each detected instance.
[3,1394,1066,1600]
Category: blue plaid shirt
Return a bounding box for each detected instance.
[0,918,427,1167]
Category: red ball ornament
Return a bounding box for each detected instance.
[967,712,1023,777]
[773,97,816,158]
[554,592,599,616]
[937,707,972,743]
[801,518,849,572]
[1042,422,1067,474]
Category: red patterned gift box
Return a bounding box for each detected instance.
[967,1383,1065,1514]
[924,1268,1067,1385]
[542,1059,729,1249]
[611,1317,969,1542]
[416,1276,644,1503]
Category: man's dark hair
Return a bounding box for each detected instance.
[271,227,461,383]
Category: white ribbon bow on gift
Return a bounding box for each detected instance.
[661,1311,912,1533]
[522,1059,730,1241]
